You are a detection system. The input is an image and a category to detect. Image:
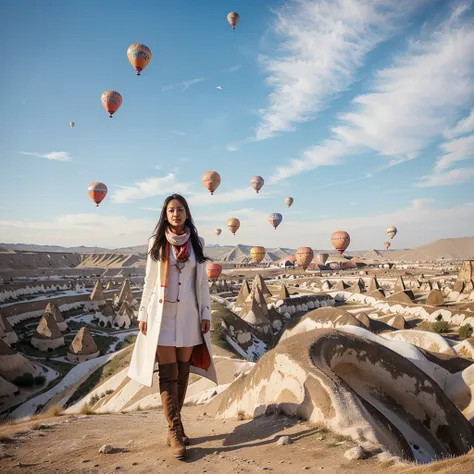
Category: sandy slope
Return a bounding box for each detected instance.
[1,408,473,474]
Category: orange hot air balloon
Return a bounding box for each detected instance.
[88,182,108,207]
[101,90,122,118]
[202,171,221,195]
[215,228,222,236]
[227,218,240,235]
[250,246,266,264]
[227,12,240,29]
[295,247,314,270]
[384,241,391,250]
[331,231,351,255]
[127,43,152,76]
[206,263,222,280]
[285,197,294,208]
[250,176,264,193]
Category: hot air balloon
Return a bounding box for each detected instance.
[331,231,351,255]
[387,226,398,240]
[250,176,264,193]
[127,43,152,76]
[227,12,240,29]
[295,247,314,270]
[215,228,222,236]
[250,247,266,264]
[314,253,329,265]
[202,171,221,195]
[384,241,391,250]
[285,197,294,208]
[227,218,240,235]
[268,213,283,230]
[70,122,75,128]
[101,90,122,118]
[88,182,108,207]
[206,263,222,280]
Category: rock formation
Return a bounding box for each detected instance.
[454,260,474,294]
[30,312,65,351]
[251,274,272,298]
[90,280,106,307]
[0,339,37,382]
[0,375,19,406]
[115,279,134,308]
[113,301,134,329]
[67,327,100,363]
[45,302,68,332]
[0,308,18,345]
[96,302,115,328]
[235,280,250,307]
[426,289,445,306]
[207,328,474,463]
[277,284,290,299]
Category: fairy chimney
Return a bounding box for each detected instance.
[67,327,100,363]
[30,312,65,351]
[45,302,68,332]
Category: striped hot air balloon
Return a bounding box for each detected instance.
[88,182,108,207]
[101,90,122,118]
[127,43,152,76]
[331,231,351,255]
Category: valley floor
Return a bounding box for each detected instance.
[1,407,473,473]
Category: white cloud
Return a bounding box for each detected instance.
[444,107,474,139]
[416,168,474,187]
[110,173,191,203]
[255,0,426,141]
[170,130,186,136]
[189,187,274,206]
[162,77,204,91]
[222,65,242,73]
[18,151,72,162]
[333,17,474,161]
[434,134,474,171]
[321,173,372,189]
[0,214,155,247]
[268,4,474,183]
[270,139,350,183]
[226,144,239,152]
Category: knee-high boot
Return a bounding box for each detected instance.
[159,362,186,459]
[177,360,191,446]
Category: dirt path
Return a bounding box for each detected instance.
[1,407,473,473]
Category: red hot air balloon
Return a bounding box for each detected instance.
[101,90,122,118]
[202,171,221,195]
[88,182,108,207]
[331,231,351,255]
[250,176,264,193]
[127,43,152,75]
[206,263,222,280]
[295,247,314,270]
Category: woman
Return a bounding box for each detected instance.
[128,194,217,460]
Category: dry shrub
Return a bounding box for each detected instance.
[80,403,94,415]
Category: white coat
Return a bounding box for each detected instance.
[128,236,217,387]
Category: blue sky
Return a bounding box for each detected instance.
[1,0,474,251]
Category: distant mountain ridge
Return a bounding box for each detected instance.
[1,236,474,261]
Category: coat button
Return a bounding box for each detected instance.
[159,299,163,303]
[177,299,180,302]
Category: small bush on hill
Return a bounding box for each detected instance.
[13,373,35,388]
[34,375,46,385]
[80,403,94,415]
[431,320,450,334]
[459,324,473,340]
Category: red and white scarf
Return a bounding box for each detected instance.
[161,227,191,295]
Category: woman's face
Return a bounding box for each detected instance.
[166,199,187,228]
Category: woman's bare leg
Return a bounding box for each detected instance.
[157,345,177,364]
[176,346,194,362]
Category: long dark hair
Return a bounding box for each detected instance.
[149,194,209,264]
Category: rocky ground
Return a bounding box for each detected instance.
[1,407,473,474]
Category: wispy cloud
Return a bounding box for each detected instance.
[170,130,186,136]
[416,168,474,187]
[189,187,274,206]
[269,3,474,184]
[444,106,474,139]
[18,151,72,162]
[110,173,191,203]
[226,144,239,152]
[255,0,426,141]
[222,65,242,73]
[162,77,204,91]
[434,134,474,172]
[321,173,372,189]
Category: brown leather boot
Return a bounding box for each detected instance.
[177,360,191,446]
[159,362,186,459]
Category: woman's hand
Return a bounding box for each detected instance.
[201,320,210,334]
[139,321,147,336]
